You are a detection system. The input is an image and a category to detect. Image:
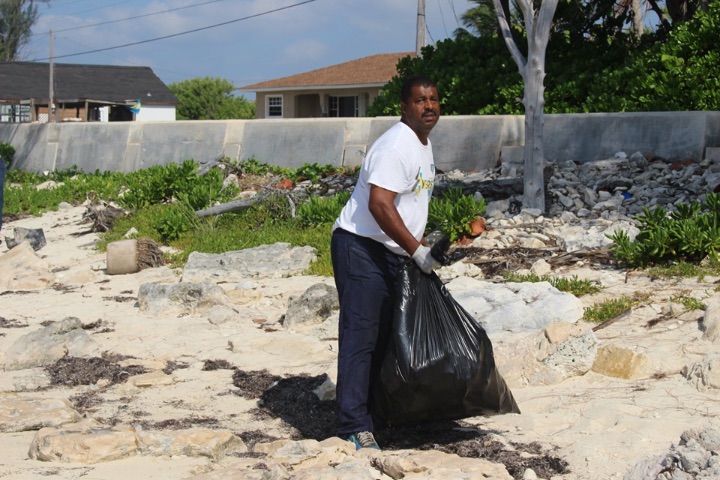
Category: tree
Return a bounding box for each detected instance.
[584,2,720,112]
[493,0,559,212]
[461,0,511,37]
[464,0,640,43]
[366,36,522,117]
[0,0,49,61]
[168,77,255,120]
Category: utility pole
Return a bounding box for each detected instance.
[416,0,426,57]
[48,30,55,123]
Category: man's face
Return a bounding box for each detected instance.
[401,84,440,137]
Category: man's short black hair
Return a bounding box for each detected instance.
[400,75,437,104]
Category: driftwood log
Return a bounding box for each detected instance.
[194,176,288,218]
[196,153,227,177]
[195,196,262,217]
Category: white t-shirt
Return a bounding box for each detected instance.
[333,121,435,255]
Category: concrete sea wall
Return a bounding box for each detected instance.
[1,112,718,174]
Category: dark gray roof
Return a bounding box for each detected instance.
[0,62,178,105]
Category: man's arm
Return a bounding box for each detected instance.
[368,184,422,256]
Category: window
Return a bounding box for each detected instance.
[329,96,358,117]
[267,95,283,117]
[0,104,30,123]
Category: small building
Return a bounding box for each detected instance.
[238,52,413,119]
[0,62,178,123]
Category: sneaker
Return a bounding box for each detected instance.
[347,431,380,450]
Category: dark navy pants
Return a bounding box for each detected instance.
[331,228,405,436]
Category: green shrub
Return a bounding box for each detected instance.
[0,143,15,168]
[294,162,339,183]
[154,203,197,242]
[181,168,236,211]
[119,160,195,209]
[3,167,128,217]
[297,191,350,227]
[5,169,44,184]
[427,187,485,242]
[236,157,290,177]
[3,183,76,217]
[608,192,720,267]
[118,159,235,213]
[4,164,339,276]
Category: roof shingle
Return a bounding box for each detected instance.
[239,52,414,91]
[0,62,178,105]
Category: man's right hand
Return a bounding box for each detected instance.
[412,245,440,274]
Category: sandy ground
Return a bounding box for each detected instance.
[1,205,719,479]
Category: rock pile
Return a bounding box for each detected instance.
[317,151,720,255]
[441,151,720,252]
[625,427,720,479]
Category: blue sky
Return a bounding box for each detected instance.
[24,0,474,101]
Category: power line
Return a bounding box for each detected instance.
[437,0,449,38]
[47,1,140,17]
[42,0,95,9]
[58,33,201,80]
[34,0,233,35]
[425,26,436,45]
[30,0,316,62]
[447,0,460,29]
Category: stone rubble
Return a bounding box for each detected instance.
[318,150,720,253]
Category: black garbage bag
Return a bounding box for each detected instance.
[429,234,466,266]
[371,262,520,427]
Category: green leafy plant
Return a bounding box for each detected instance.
[670,294,706,312]
[647,261,720,281]
[154,203,198,243]
[4,165,335,275]
[236,158,290,177]
[0,142,15,168]
[2,166,129,218]
[583,294,649,323]
[118,159,231,212]
[608,192,720,267]
[294,163,339,183]
[503,272,601,296]
[297,191,350,227]
[427,187,485,242]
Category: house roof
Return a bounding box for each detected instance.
[238,52,414,92]
[0,62,178,105]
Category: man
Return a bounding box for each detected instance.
[330,75,441,450]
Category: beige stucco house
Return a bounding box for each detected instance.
[238,52,413,119]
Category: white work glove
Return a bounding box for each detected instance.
[411,245,441,274]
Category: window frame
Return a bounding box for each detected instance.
[266,95,283,118]
[328,95,359,117]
